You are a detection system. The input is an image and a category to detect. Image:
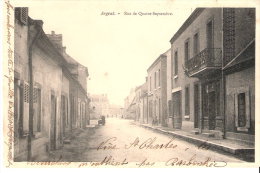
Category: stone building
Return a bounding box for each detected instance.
[135,85,142,121]
[47,31,90,130]
[168,8,255,143]
[222,9,255,142]
[138,80,148,124]
[147,52,168,126]
[124,88,136,119]
[14,8,90,161]
[89,94,110,119]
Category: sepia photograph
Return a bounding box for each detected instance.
[1,0,260,168]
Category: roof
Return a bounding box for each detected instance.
[147,53,167,72]
[29,17,88,96]
[170,8,205,44]
[223,39,255,70]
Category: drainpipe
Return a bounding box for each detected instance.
[27,20,42,161]
[222,8,226,139]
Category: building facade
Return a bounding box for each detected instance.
[14,8,90,161]
[168,8,255,142]
[124,88,136,119]
[140,80,148,124]
[135,85,142,122]
[222,9,255,142]
[89,94,110,119]
[147,53,167,126]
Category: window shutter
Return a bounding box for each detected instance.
[21,81,30,133]
[234,94,238,127]
[245,91,251,128]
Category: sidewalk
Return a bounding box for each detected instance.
[135,122,254,162]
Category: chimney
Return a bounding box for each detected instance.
[47,31,63,52]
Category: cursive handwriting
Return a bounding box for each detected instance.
[90,156,128,166]
[136,158,155,167]
[125,137,178,150]
[27,162,71,166]
[5,0,14,167]
[165,154,227,167]
[97,137,119,150]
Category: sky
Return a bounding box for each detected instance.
[14,0,194,106]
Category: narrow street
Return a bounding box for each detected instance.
[48,118,244,166]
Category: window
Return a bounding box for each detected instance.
[158,69,160,87]
[154,100,157,117]
[159,98,161,123]
[193,33,199,55]
[234,89,250,131]
[61,95,69,132]
[33,87,41,133]
[171,54,174,77]
[150,76,152,91]
[149,100,153,117]
[185,39,190,63]
[185,86,190,115]
[207,20,214,49]
[154,72,156,89]
[237,93,246,127]
[174,51,178,75]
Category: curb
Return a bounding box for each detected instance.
[139,124,254,161]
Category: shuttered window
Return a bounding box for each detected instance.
[234,90,250,131]
[238,93,246,127]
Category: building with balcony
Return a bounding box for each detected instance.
[147,51,168,126]
[168,8,255,143]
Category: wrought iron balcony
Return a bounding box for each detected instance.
[185,48,222,77]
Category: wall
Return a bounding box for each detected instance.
[169,8,222,127]
[225,67,255,135]
[234,8,255,55]
[14,17,29,161]
[32,45,64,150]
[135,87,142,121]
[161,54,168,126]
[62,73,71,136]
[147,55,167,125]
[14,19,29,82]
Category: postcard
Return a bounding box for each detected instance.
[1,0,260,168]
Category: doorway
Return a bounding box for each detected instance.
[194,84,199,128]
[208,91,216,130]
[207,20,214,49]
[172,91,182,128]
[50,95,57,150]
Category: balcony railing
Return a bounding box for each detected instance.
[185,48,222,76]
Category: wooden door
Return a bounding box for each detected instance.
[50,95,56,150]
[208,91,216,130]
[194,84,199,128]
